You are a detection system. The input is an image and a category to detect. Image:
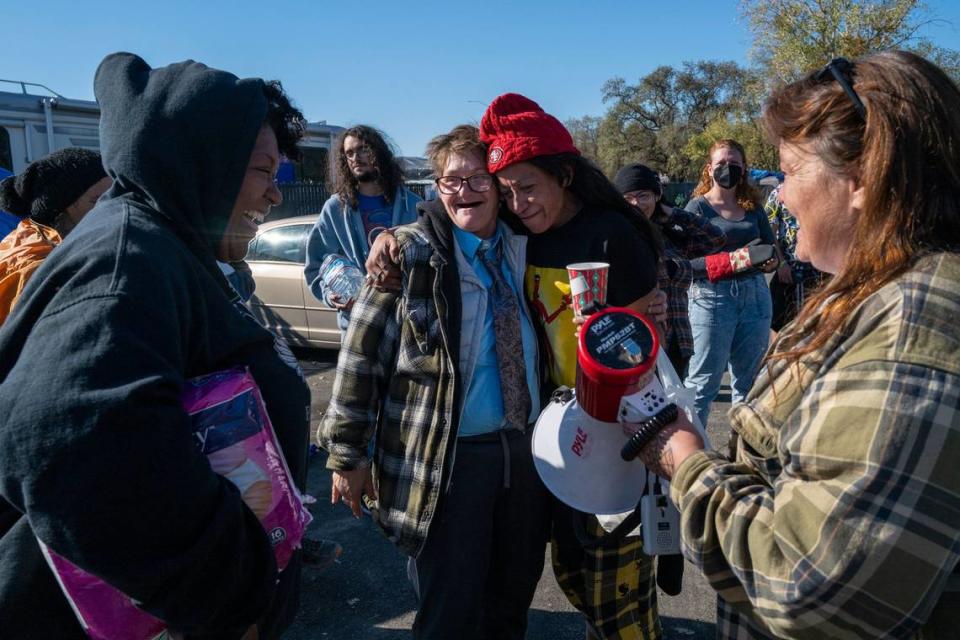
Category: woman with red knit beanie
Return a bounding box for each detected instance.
[365,94,666,639]
[480,93,664,640]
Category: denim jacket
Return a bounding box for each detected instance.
[303,187,420,329]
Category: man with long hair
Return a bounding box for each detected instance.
[304,125,420,330]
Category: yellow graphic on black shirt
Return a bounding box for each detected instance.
[524,265,577,387]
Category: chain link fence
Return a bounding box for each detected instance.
[270,181,437,222]
[270,181,711,222]
[269,183,330,221]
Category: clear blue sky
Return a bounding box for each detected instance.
[5,0,960,156]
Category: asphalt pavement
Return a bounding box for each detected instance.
[285,348,734,640]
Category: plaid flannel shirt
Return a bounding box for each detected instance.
[552,517,660,639]
[320,224,459,557]
[654,207,726,358]
[671,252,960,639]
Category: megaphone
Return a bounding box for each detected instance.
[531,307,669,515]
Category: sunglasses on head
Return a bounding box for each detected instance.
[815,57,867,119]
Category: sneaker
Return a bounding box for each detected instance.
[301,538,342,570]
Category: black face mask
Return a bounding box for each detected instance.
[712,164,743,190]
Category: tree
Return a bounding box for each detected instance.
[564,115,602,161]
[594,113,664,177]
[601,61,759,134]
[684,117,780,174]
[597,61,765,179]
[741,0,959,82]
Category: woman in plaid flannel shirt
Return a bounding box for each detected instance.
[636,50,960,639]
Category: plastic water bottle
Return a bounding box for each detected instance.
[319,254,364,304]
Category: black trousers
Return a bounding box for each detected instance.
[770,271,822,331]
[665,337,690,382]
[412,429,550,640]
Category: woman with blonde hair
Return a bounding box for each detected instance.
[684,139,780,427]
[635,50,960,639]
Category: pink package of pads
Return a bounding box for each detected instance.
[39,367,311,640]
[182,366,312,570]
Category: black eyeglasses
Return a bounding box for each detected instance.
[815,57,867,119]
[343,145,372,160]
[435,173,494,195]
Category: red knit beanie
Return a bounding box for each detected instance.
[479,93,580,174]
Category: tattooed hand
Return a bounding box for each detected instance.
[636,411,704,479]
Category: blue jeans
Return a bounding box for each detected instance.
[685,274,772,427]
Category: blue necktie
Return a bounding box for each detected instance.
[478,241,531,430]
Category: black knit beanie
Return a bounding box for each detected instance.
[613,163,661,196]
[0,148,106,225]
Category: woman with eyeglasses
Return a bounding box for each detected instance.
[630,50,960,639]
[321,125,549,640]
[683,139,781,428]
[365,96,668,640]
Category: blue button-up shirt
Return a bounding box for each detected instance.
[452,224,539,437]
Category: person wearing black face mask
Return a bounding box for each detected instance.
[712,162,741,189]
[682,139,781,428]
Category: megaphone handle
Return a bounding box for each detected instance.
[621,403,679,461]
[577,300,607,317]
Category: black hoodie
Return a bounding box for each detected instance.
[0,53,310,638]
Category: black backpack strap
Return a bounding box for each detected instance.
[570,463,648,551]
[570,502,644,549]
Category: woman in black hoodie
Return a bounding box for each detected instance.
[0,53,310,639]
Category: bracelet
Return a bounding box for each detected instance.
[620,403,679,461]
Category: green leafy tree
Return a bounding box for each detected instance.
[685,117,780,173]
[564,115,602,162]
[741,0,959,81]
[597,61,764,179]
[594,113,664,177]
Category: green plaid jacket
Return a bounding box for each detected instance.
[672,252,960,639]
[320,218,461,558]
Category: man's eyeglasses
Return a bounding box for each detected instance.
[815,57,867,119]
[435,173,494,195]
[344,146,372,160]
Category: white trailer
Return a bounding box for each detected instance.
[0,81,100,174]
[0,79,343,181]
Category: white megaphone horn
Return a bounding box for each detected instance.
[533,307,670,515]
